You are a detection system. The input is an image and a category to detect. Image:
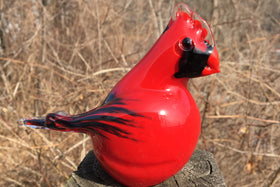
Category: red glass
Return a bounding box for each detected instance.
[20,3,219,187]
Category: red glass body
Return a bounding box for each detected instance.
[92,85,201,187]
[21,3,220,187]
[91,11,205,187]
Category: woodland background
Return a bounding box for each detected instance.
[0,0,279,186]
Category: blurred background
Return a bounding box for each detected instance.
[0,0,279,186]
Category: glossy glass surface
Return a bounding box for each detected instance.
[20,3,220,187]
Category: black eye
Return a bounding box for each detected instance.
[204,40,210,46]
[181,37,194,51]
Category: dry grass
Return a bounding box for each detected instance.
[0,0,279,186]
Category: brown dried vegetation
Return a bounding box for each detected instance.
[0,0,279,186]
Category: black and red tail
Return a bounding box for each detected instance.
[19,94,143,140]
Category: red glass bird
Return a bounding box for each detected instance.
[20,3,219,187]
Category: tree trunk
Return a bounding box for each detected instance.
[65,149,226,187]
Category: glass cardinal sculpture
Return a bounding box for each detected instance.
[20,3,219,187]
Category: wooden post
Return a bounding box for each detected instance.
[65,150,226,187]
